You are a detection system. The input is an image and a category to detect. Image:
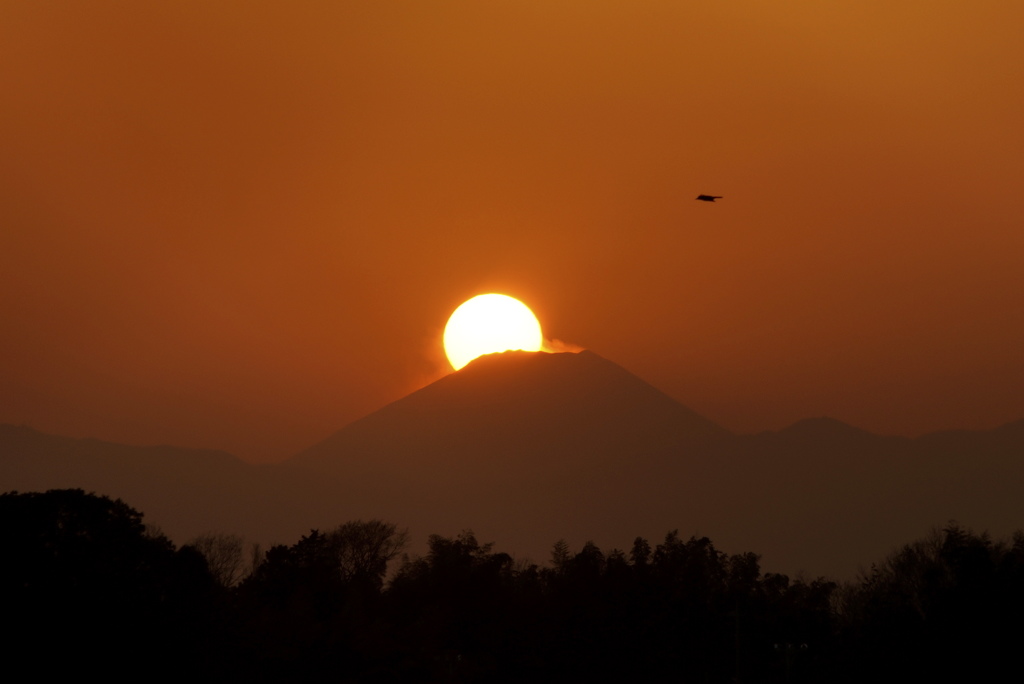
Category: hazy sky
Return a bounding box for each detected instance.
[3,2,1022,462]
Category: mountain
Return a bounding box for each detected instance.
[3,350,1024,579]
[295,349,729,484]
[291,350,736,564]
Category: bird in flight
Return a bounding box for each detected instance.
[696,194,722,202]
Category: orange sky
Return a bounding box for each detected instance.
[2,2,1023,462]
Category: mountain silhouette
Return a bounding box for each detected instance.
[295,349,729,475]
[291,350,737,564]
[3,351,1024,578]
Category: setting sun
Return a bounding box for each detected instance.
[443,294,543,370]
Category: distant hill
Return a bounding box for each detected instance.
[0,423,339,546]
[3,350,1023,579]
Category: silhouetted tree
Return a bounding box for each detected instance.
[189,531,248,587]
[0,489,216,677]
[549,538,571,571]
[334,519,410,591]
[231,520,408,682]
[386,531,529,681]
[836,523,1024,682]
[630,535,652,567]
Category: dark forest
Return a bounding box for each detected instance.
[4,489,1022,682]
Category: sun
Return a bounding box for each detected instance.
[443,294,543,370]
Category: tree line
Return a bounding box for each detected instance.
[3,489,1022,682]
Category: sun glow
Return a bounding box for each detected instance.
[443,294,543,371]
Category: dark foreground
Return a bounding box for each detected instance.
[4,489,1022,682]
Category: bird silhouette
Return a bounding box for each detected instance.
[696,195,722,202]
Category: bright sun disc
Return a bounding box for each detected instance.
[443,294,543,370]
